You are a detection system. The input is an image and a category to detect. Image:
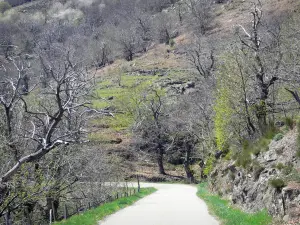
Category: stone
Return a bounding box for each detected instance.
[283,215,289,222]
[264,150,277,162]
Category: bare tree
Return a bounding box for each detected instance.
[186,37,215,79]
[0,40,95,218]
[184,0,213,35]
[133,89,172,175]
[237,4,282,133]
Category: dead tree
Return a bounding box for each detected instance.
[238,4,281,133]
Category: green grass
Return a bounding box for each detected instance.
[197,183,272,225]
[55,188,156,225]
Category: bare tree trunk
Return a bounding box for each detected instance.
[183,146,194,183]
[157,147,166,175]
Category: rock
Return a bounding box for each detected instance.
[263,150,277,162]
[283,215,289,222]
[275,121,285,127]
[185,81,195,89]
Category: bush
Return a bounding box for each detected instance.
[0,1,11,13]
[168,39,175,47]
[296,150,300,158]
[264,122,277,139]
[285,117,294,130]
[269,178,286,189]
[252,161,264,180]
[204,156,215,176]
[273,133,284,142]
[276,163,285,171]
[282,163,293,175]
[235,150,252,169]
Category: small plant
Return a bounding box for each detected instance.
[235,150,252,169]
[269,178,286,189]
[264,122,278,139]
[203,156,215,176]
[276,163,285,170]
[168,39,175,47]
[0,1,11,13]
[273,133,284,142]
[285,117,294,130]
[228,171,235,181]
[282,163,294,175]
[296,150,300,158]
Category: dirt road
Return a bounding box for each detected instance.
[99,183,219,225]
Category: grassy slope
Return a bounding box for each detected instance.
[197,183,272,225]
[55,188,156,225]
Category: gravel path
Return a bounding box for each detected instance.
[99,183,219,225]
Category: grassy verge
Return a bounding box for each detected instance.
[55,188,156,225]
[197,183,272,225]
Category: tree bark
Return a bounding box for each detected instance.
[183,146,194,183]
[157,147,166,175]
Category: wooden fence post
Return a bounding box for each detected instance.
[137,174,140,193]
[49,209,52,225]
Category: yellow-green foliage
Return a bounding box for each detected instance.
[214,53,242,150]
[214,86,233,150]
[204,155,215,176]
[0,2,11,13]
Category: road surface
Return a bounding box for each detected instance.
[99,183,219,225]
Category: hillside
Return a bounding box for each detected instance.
[1,0,300,224]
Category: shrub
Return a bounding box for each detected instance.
[252,161,264,180]
[273,133,284,142]
[297,121,300,157]
[235,150,252,169]
[0,1,11,13]
[296,150,300,158]
[204,156,215,176]
[285,117,294,130]
[269,178,286,189]
[276,163,285,171]
[168,39,175,47]
[282,163,293,175]
[264,122,278,139]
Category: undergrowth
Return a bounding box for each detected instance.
[197,183,272,225]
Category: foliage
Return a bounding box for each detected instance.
[197,183,272,225]
[55,188,156,225]
[214,86,233,151]
[269,179,286,189]
[168,38,175,47]
[203,156,215,176]
[276,163,285,171]
[285,117,294,130]
[296,150,300,159]
[282,163,294,175]
[0,2,11,13]
[296,120,300,158]
[273,133,284,142]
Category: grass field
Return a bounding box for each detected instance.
[55,188,156,225]
[197,183,272,225]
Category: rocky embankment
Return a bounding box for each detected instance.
[210,129,300,223]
